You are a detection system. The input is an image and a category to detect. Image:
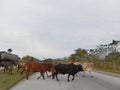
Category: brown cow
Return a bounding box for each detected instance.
[25,62,54,80]
[37,62,55,79]
[17,61,26,73]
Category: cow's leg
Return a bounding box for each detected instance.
[39,71,45,80]
[41,73,45,80]
[76,72,82,77]
[89,69,93,78]
[67,74,70,82]
[46,71,52,78]
[55,73,59,81]
[3,67,6,72]
[6,67,9,72]
[26,71,29,80]
[21,68,25,74]
[48,73,52,78]
[72,74,75,81]
[4,66,7,72]
[10,65,13,74]
[46,72,49,78]
[52,72,59,81]
[37,72,42,79]
[37,75,41,79]
[52,72,55,79]
[11,69,12,74]
[82,71,85,77]
[9,68,12,74]
[37,76,41,79]
[17,66,20,72]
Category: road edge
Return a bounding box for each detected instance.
[94,70,120,78]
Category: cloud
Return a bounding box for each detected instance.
[0,0,120,59]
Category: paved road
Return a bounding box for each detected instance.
[9,71,120,90]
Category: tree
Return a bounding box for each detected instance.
[22,55,40,62]
[108,40,120,52]
[7,48,12,53]
[92,40,120,60]
[74,48,88,61]
[68,54,76,62]
[105,51,120,62]
[68,48,88,62]
[87,49,99,61]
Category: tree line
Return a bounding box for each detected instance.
[69,40,120,62]
[68,40,120,72]
[19,40,120,72]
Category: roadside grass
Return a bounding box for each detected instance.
[94,61,120,74]
[0,68,26,90]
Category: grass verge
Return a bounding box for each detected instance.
[0,69,26,90]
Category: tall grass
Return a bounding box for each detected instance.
[95,61,120,74]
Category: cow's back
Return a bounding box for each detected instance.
[26,62,50,72]
[55,63,76,74]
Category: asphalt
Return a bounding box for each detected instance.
[94,70,120,78]
[9,71,120,90]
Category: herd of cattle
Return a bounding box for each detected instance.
[1,60,95,82]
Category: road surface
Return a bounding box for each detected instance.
[9,71,120,90]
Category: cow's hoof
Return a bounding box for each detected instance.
[91,76,93,78]
[43,78,45,80]
[57,79,59,81]
[76,75,78,77]
[67,80,70,82]
[83,75,85,78]
[52,77,55,79]
[37,77,40,79]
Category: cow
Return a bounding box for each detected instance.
[25,62,54,80]
[3,61,14,74]
[17,61,26,73]
[37,62,55,79]
[74,61,95,77]
[52,63,83,82]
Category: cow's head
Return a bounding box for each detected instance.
[76,64,84,71]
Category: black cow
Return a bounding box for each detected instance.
[52,63,83,82]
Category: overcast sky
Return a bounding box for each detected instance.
[0,0,120,59]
